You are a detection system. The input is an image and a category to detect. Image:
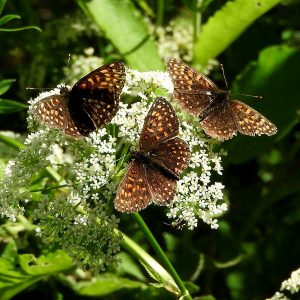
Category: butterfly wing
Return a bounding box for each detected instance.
[151,137,191,177]
[200,101,238,140]
[69,61,126,129]
[167,57,218,116]
[32,93,83,137]
[230,100,278,136]
[139,97,179,152]
[145,167,177,206]
[114,161,151,213]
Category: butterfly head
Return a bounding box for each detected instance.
[58,84,70,95]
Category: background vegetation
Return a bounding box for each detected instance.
[0,0,300,299]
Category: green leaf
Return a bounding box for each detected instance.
[74,273,145,296]
[194,0,282,68]
[121,232,180,295]
[19,251,73,275]
[0,79,15,95]
[0,99,28,113]
[0,14,20,26]
[116,252,146,281]
[226,45,300,164]
[0,0,6,16]
[0,250,74,300]
[0,240,18,262]
[76,0,163,71]
[0,133,24,150]
[0,25,41,32]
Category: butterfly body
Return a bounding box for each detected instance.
[32,61,125,137]
[167,58,277,140]
[114,97,190,213]
[133,150,180,180]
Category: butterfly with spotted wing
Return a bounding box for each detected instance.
[114,97,191,213]
[167,58,277,141]
[32,61,125,137]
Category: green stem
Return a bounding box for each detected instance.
[193,9,202,42]
[120,231,179,293]
[156,0,164,26]
[132,213,192,299]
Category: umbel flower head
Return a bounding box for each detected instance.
[0,63,227,270]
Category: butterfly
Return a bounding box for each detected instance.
[114,97,191,213]
[167,57,277,141]
[32,61,126,137]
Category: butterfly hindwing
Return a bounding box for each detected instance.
[145,167,177,206]
[151,137,191,176]
[32,93,83,137]
[200,102,238,140]
[114,161,151,213]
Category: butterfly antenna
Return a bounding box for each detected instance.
[235,92,263,100]
[26,87,53,91]
[64,53,71,84]
[220,64,229,90]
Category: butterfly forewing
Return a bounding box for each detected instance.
[167,57,217,116]
[69,61,125,130]
[139,97,179,152]
[114,161,151,213]
[230,100,278,136]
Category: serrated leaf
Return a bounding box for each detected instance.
[74,273,145,296]
[76,0,163,71]
[0,99,28,113]
[225,45,300,163]
[0,79,15,95]
[194,0,282,68]
[140,260,179,294]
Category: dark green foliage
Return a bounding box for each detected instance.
[1,0,300,299]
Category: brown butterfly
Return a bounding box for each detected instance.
[32,61,126,137]
[167,58,277,140]
[114,97,191,213]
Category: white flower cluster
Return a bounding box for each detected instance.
[118,68,227,229]
[147,19,194,63]
[32,128,122,272]
[0,129,60,220]
[166,121,226,229]
[267,268,300,300]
